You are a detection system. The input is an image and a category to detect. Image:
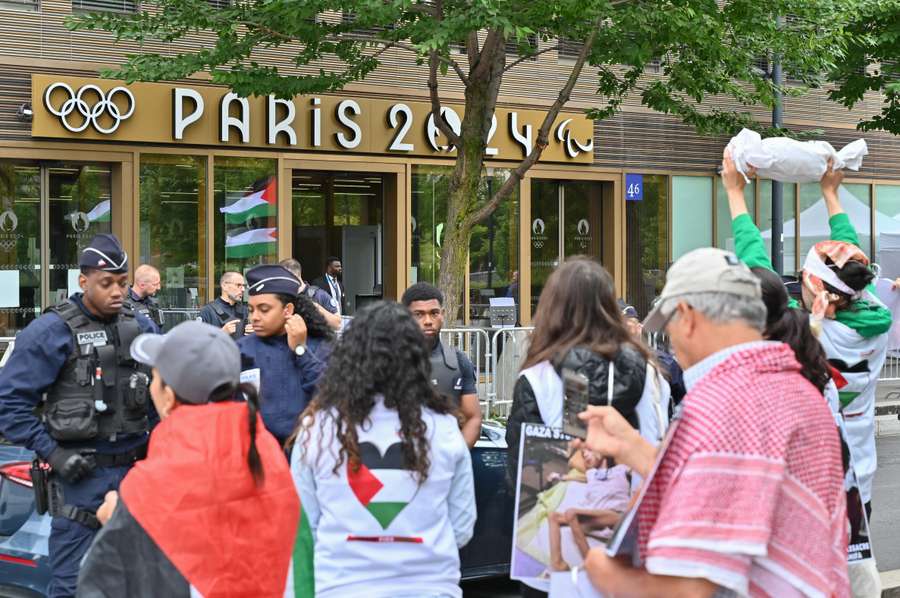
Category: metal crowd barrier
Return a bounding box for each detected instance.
[439,328,492,412]
[488,327,534,418]
[159,309,202,331]
[880,352,900,382]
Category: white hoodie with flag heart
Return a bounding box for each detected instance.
[290,396,476,598]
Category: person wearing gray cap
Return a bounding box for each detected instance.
[575,247,848,597]
[76,321,300,597]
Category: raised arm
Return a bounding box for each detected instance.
[721,151,772,271]
[821,161,861,246]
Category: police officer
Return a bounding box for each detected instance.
[278,258,342,330]
[125,264,164,333]
[199,271,249,340]
[401,282,482,448]
[0,233,157,598]
[238,265,330,445]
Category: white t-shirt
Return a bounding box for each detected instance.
[290,397,475,598]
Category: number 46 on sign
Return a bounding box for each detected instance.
[625,174,643,201]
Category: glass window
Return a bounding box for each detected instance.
[0,161,41,335]
[411,166,519,323]
[529,180,561,314]
[625,175,667,318]
[874,184,900,278]
[469,169,519,326]
[758,180,798,275]
[715,178,755,252]
[292,171,384,315]
[139,155,208,309]
[799,182,871,262]
[672,176,713,260]
[214,157,277,282]
[48,164,113,304]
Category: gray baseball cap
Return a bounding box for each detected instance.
[130,320,241,404]
[643,247,761,333]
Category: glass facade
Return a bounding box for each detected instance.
[671,176,713,260]
[799,182,871,262]
[214,157,277,282]
[0,162,40,334]
[411,166,519,323]
[715,178,755,252]
[625,175,668,318]
[757,180,797,275]
[292,171,384,314]
[139,154,208,309]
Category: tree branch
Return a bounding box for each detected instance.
[468,18,601,225]
[502,44,559,73]
[428,51,463,148]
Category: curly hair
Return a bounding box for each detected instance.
[291,301,452,483]
[275,292,334,341]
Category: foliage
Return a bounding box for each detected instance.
[828,0,900,133]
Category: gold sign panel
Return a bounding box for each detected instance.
[31,75,594,163]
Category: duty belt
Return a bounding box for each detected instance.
[92,443,148,467]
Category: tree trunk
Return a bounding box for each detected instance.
[437,34,505,323]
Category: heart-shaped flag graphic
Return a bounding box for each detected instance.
[348,442,417,529]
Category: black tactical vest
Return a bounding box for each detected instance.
[429,341,463,408]
[43,301,151,443]
[212,300,246,339]
[126,296,163,329]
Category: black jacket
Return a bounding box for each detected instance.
[312,275,348,314]
[505,345,648,486]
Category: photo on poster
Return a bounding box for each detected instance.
[511,423,633,585]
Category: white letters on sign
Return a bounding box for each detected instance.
[335,99,362,149]
[220,93,250,143]
[267,96,297,145]
[173,88,204,140]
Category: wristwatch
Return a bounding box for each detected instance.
[294,344,307,357]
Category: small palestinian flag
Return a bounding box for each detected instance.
[347,442,421,534]
[225,227,277,259]
[220,177,276,225]
[76,402,300,598]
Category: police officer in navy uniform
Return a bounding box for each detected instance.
[0,234,157,598]
[237,265,331,445]
[199,271,249,340]
[278,258,342,330]
[125,264,164,333]
[401,282,482,448]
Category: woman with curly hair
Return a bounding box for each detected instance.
[288,301,476,598]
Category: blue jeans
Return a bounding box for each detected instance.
[48,464,131,598]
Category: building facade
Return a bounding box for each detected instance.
[1,0,899,335]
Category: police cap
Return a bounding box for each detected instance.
[246,264,302,297]
[79,233,128,273]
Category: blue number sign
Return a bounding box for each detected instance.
[625,174,643,201]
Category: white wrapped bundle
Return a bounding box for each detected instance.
[726,128,868,183]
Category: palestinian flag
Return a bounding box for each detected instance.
[220,178,276,225]
[284,507,315,597]
[225,227,277,259]
[86,199,111,223]
[77,402,301,598]
[347,441,420,536]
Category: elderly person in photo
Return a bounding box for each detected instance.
[578,248,848,598]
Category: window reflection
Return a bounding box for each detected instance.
[0,161,41,334]
[140,155,208,309]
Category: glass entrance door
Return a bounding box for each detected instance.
[0,160,112,335]
[530,180,604,314]
[292,171,383,315]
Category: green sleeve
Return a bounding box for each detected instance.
[834,299,892,338]
[829,213,860,246]
[732,214,774,271]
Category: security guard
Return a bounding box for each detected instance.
[0,233,156,598]
[401,282,482,448]
[199,271,249,339]
[238,265,329,445]
[125,264,164,333]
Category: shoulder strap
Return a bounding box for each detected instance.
[212,301,229,319]
[440,340,459,370]
[48,301,91,332]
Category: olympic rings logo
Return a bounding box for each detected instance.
[43,83,136,134]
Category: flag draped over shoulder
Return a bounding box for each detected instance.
[77,402,301,598]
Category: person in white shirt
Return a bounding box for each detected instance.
[289,301,476,598]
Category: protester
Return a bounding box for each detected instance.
[723,150,884,595]
[401,282,482,447]
[505,257,670,598]
[76,321,299,597]
[578,247,848,597]
[0,234,156,598]
[199,271,249,340]
[312,257,347,315]
[724,150,890,517]
[278,258,343,330]
[238,265,331,445]
[288,301,475,598]
[127,264,164,332]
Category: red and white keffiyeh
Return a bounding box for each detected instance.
[636,343,849,597]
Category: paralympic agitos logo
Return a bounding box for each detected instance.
[43,83,136,134]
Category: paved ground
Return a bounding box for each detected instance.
[873,435,900,572]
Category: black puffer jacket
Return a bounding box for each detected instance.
[505,344,647,486]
